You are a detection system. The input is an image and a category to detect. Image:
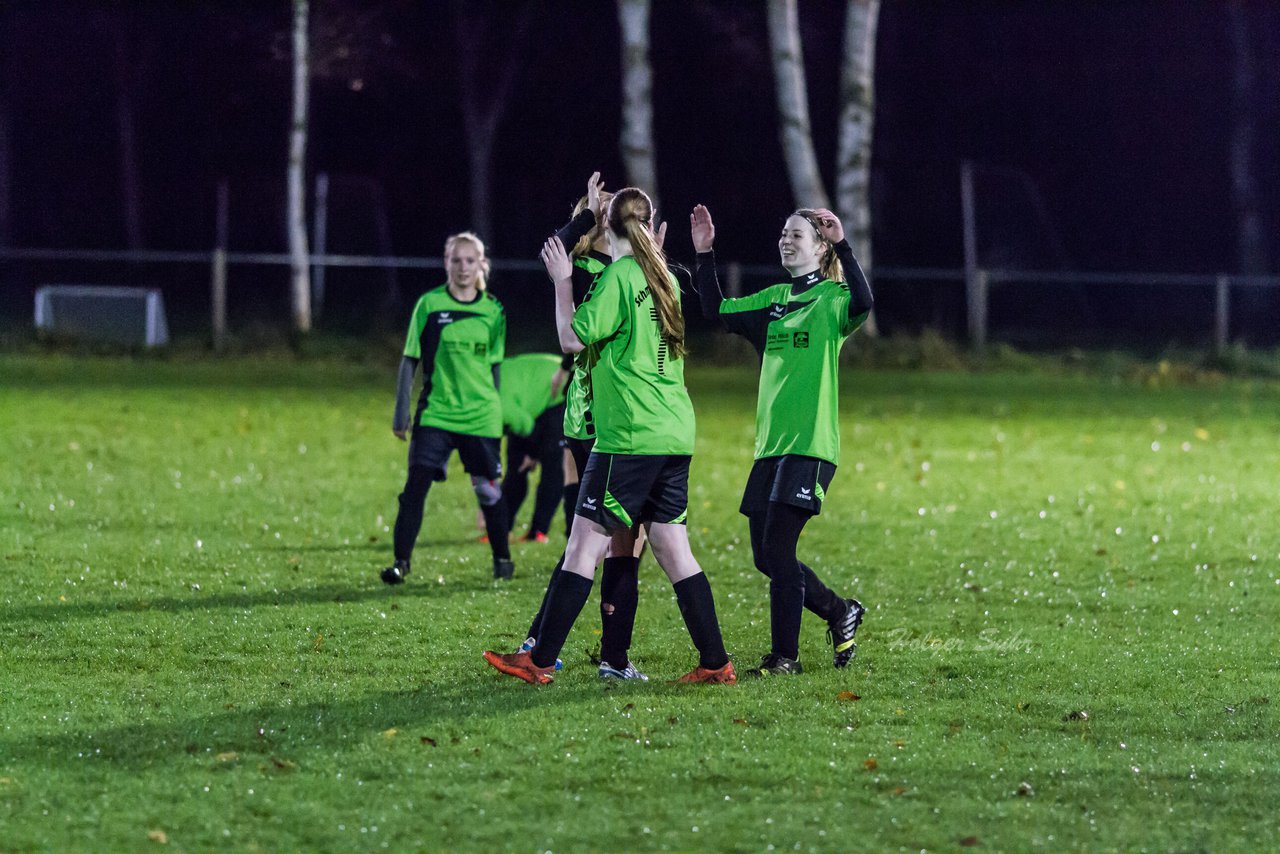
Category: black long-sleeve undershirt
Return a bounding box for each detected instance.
[694,239,874,327]
[392,355,500,433]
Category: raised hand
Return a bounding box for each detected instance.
[690,204,715,252]
[586,171,605,218]
[540,236,573,283]
[810,208,845,245]
[654,219,668,250]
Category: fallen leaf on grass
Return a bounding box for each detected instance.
[836,691,861,701]
[612,731,636,739]
[215,752,239,763]
[269,757,297,771]
[864,758,878,771]
[147,829,168,844]
[959,836,980,847]
[382,728,397,739]
[892,786,907,796]
[420,736,437,747]
[0,776,13,785]
[948,720,964,734]
[313,634,324,651]
[732,719,749,726]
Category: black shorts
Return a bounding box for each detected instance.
[739,454,836,517]
[408,425,502,482]
[563,436,594,480]
[576,452,690,531]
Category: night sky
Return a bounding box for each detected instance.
[2,1,1277,343]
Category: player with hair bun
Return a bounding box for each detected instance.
[381,230,514,585]
[691,203,873,676]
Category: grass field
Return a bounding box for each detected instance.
[2,352,1278,852]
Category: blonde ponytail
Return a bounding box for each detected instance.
[608,188,685,359]
[569,192,614,259]
[794,209,844,283]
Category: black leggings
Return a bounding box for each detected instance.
[394,464,510,562]
[748,502,846,660]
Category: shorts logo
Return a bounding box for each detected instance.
[583,497,598,509]
[796,486,812,501]
[793,331,809,348]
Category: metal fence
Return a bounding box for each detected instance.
[2,246,1278,351]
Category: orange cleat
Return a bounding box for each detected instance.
[523,532,550,544]
[675,661,737,685]
[483,650,554,685]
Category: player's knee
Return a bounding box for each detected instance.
[401,465,433,502]
[472,475,502,506]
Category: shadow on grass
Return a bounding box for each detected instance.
[2,576,515,624]
[0,676,608,772]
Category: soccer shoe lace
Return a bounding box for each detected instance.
[674,661,737,685]
[598,661,649,681]
[517,637,563,671]
[827,597,865,668]
[483,650,554,685]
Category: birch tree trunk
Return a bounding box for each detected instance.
[618,0,658,212]
[288,0,312,332]
[835,0,880,334]
[766,0,829,210]
[109,20,144,250]
[1226,0,1267,275]
[454,1,533,248]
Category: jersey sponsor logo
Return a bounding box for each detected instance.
[766,330,791,352]
[793,331,809,348]
[768,303,786,319]
[795,486,813,501]
[634,286,652,306]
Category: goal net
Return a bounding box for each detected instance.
[34,286,170,347]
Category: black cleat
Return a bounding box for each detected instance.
[746,653,804,677]
[493,558,515,580]
[380,559,410,586]
[828,597,865,668]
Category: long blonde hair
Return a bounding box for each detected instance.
[570,192,614,258]
[607,188,685,359]
[443,231,491,291]
[793,209,844,283]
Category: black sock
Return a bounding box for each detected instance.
[525,553,566,641]
[799,561,846,623]
[480,501,511,561]
[599,556,640,666]
[673,573,728,670]
[562,482,580,538]
[530,570,593,669]
[393,466,433,560]
[769,571,805,661]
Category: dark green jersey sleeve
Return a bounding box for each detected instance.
[570,264,626,346]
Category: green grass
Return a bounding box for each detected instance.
[2,352,1278,852]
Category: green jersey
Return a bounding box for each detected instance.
[719,272,864,464]
[403,284,506,438]
[570,255,695,455]
[563,253,608,441]
[500,353,566,437]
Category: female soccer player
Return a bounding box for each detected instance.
[485,186,735,685]
[691,203,872,676]
[381,231,514,585]
[518,174,652,680]
[498,352,567,542]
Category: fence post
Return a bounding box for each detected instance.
[966,268,988,351]
[726,261,743,298]
[1214,274,1230,354]
[312,172,329,321]
[211,179,229,353]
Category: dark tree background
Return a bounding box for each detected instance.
[2,0,1277,345]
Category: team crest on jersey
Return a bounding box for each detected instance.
[793,331,809,348]
[473,342,488,355]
